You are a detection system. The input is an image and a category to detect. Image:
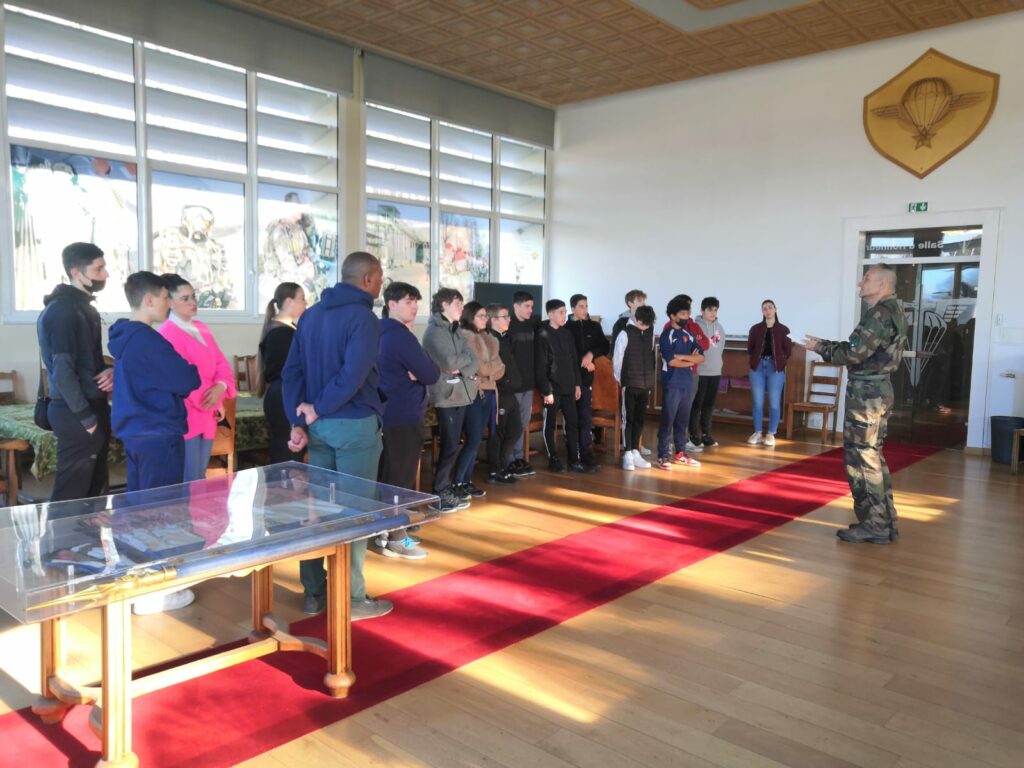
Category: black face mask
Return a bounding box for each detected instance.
[84,278,106,294]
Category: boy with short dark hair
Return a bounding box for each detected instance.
[567,293,610,469]
[507,290,540,476]
[690,297,726,448]
[613,304,656,471]
[109,272,201,492]
[657,295,705,470]
[536,298,592,473]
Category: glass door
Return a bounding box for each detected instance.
[861,227,980,447]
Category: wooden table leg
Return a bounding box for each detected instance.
[32,617,72,723]
[323,543,355,698]
[96,599,138,768]
[249,565,275,642]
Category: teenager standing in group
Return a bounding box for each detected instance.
[257,282,307,463]
[746,299,792,446]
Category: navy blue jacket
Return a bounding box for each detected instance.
[379,317,441,428]
[282,282,383,426]
[659,325,702,390]
[108,319,200,438]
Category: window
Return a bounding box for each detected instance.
[9,145,137,312]
[258,183,338,308]
[2,5,344,318]
[366,199,430,315]
[145,44,247,173]
[440,212,489,300]
[151,172,245,309]
[4,8,135,155]
[364,103,547,308]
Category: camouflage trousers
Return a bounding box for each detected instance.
[843,377,898,535]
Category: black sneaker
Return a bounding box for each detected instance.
[451,483,472,502]
[568,462,599,474]
[702,435,718,447]
[428,491,461,514]
[302,594,325,615]
[548,457,566,473]
[509,461,534,477]
[463,482,486,498]
[487,470,518,484]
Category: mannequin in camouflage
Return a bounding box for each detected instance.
[798,265,908,544]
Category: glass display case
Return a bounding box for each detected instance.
[0,463,438,768]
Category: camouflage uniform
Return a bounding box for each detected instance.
[815,296,908,538]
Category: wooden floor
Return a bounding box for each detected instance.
[2,425,1022,768]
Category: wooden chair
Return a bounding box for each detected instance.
[785,362,844,443]
[1,439,30,505]
[0,371,16,404]
[233,355,258,393]
[590,356,622,460]
[1011,427,1024,475]
[206,397,237,477]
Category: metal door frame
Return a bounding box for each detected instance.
[841,209,1000,449]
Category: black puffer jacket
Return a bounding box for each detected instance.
[535,321,582,397]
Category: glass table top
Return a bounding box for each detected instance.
[0,463,438,622]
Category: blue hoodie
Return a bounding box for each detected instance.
[282,282,383,425]
[379,317,441,428]
[108,319,201,438]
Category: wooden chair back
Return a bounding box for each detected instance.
[785,362,844,443]
[0,371,15,405]
[206,397,237,477]
[233,355,258,393]
[522,390,543,459]
[590,356,621,459]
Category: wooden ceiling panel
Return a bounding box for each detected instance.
[221,0,1024,105]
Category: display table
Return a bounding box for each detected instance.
[0,463,438,767]
[0,395,269,480]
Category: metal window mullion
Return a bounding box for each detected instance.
[491,133,500,282]
[430,118,439,297]
[134,39,150,274]
[542,146,552,291]
[0,4,15,316]
[246,70,258,316]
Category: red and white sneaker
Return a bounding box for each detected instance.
[672,452,701,467]
[656,457,673,471]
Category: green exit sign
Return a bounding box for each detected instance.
[908,202,929,212]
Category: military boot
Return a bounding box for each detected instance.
[848,522,899,541]
[837,524,890,544]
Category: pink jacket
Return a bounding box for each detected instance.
[158,319,237,439]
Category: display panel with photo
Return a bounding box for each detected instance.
[257,184,338,308]
[9,145,137,312]
[366,199,430,315]
[499,219,543,286]
[151,171,245,310]
[440,212,489,301]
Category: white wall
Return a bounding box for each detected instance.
[550,13,1024,448]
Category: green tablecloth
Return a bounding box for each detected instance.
[0,397,269,480]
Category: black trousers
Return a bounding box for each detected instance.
[434,405,467,492]
[542,393,579,462]
[488,391,521,473]
[621,387,649,451]
[576,384,594,462]
[689,375,721,439]
[264,381,305,463]
[48,398,110,503]
[380,422,424,490]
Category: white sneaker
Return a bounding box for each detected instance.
[622,451,635,471]
[132,588,195,616]
[764,433,776,447]
[685,440,704,453]
[632,449,652,469]
[639,446,652,456]
[747,432,763,445]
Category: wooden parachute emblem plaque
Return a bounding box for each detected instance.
[864,49,998,178]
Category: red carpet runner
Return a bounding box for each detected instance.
[2,443,936,767]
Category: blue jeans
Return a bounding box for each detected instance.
[455,391,492,485]
[183,436,214,482]
[302,414,383,602]
[658,377,694,459]
[749,358,786,434]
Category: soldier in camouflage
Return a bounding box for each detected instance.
[798,265,908,544]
